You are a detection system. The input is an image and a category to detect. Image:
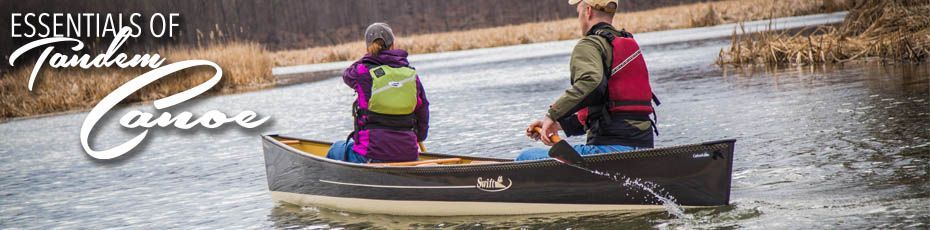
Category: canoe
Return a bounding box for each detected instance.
[261,134,735,216]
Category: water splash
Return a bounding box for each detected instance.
[594,169,691,219]
[556,159,691,219]
[620,175,691,219]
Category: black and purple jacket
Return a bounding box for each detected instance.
[342,49,429,162]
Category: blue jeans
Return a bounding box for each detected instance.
[326,140,382,164]
[515,144,643,161]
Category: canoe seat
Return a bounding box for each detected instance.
[369,158,462,166]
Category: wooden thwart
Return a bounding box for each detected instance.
[370,158,462,166]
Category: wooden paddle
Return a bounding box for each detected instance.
[418,142,427,152]
[533,127,585,165]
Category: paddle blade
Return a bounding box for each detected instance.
[548,140,585,165]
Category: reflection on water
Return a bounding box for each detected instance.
[267,203,690,229]
[0,36,928,228]
[268,203,771,229]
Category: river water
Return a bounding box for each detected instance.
[2,33,929,229]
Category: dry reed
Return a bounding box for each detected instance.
[0,42,274,120]
[0,0,851,120]
[717,0,929,66]
[272,0,848,67]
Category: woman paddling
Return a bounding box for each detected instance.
[326,23,430,163]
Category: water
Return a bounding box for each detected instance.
[556,159,690,220]
[2,38,929,229]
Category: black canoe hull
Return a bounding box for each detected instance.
[261,134,735,215]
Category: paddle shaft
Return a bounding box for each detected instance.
[533,127,562,142]
[418,142,427,152]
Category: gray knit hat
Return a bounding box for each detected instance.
[365,22,394,47]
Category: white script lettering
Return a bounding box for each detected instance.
[80,60,269,160]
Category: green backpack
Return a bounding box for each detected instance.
[367,65,418,115]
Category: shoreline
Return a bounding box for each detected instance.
[1,0,850,121]
[0,83,275,124]
[272,12,848,86]
[717,0,930,66]
[270,0,850,68]
[0,42,274,121]
[0,12,849,124]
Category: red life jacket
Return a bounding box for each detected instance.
[578,31,658,126]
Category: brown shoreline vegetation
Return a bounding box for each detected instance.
[271,0,850,67]
[1,0,849,120]
[717,0,930,66]
[0,42,274,120]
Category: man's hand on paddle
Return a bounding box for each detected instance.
[525,116,561,146]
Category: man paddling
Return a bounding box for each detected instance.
[518,0,659,160]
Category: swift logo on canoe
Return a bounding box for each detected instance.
[476,176,512,192]
[692,152,711,158]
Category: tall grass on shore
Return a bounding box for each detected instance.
[0,42,274,120]
[272,0,849,67]
[717,0,929,66]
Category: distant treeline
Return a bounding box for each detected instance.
[2,0,708,71]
